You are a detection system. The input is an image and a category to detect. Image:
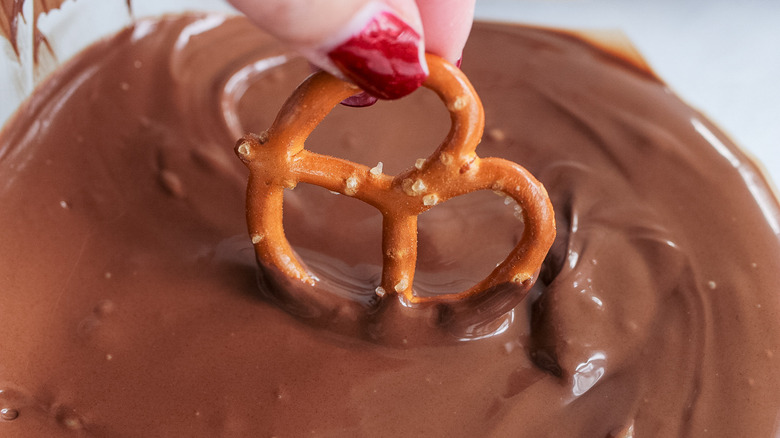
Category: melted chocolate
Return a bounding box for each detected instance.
[0,14,779,437]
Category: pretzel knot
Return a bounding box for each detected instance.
[235,54,555,310]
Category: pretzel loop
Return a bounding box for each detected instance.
[236,54,556,307]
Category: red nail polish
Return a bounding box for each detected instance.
[328,11,427,100]
[309,62,378,107]
[455,57,462,69]
[341,92,379,107]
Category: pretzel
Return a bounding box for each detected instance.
[235,54,555,308]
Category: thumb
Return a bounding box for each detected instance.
[228,0,427,100]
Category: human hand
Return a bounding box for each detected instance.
[227,0,475,104]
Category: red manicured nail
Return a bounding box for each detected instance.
[309,62,378,107]
[341,92,379,107]
[455,57,462,69]
[328,10,427,100]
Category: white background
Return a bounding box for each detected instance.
[476,0,780,185]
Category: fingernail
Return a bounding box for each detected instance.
[455,57,462,69]
[341,92,379,107]
[308,62,378,107]
[328,10,427,100]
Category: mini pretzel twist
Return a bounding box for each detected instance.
[235,54,555,306]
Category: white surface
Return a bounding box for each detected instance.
[475,0,780,184]
[37,0,132,62]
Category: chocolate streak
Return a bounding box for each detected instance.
[0,0,60,60]
[0,15,778,437]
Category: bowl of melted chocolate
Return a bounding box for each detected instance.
[1,1,779,437]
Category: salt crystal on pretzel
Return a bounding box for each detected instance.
[235,54,556,311]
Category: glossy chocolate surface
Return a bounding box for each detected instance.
[1,15,778,437]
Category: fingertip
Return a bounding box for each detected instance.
[228,0,372,46]
[341,92,380,107]
[326,5,428,100]
[230,0,430,100]
[416,0,475,64]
